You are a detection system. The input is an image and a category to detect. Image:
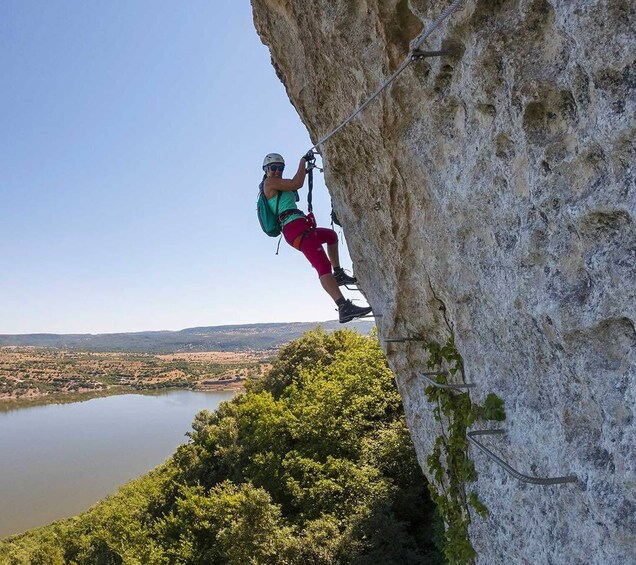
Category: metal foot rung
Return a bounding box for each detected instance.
[384,336,426,343]
[467,429,577,485]
[419,371,475,389]
[411,48,458,60]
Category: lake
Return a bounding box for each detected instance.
[0,390,236,539]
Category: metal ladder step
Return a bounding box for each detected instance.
[381,332,576,486]
[467,429,577,485]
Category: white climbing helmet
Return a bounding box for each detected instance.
[262,153,285,169]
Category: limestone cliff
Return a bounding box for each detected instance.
[251,1,635,563]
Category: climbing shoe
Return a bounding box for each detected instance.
[338,300,372,323]
[333,267,357,286]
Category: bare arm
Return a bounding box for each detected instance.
[264,158,307,197]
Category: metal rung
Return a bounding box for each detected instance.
[384,336,426,343]
[467,430,577,485]
[419,372,475,389]
[359,313,381,319]
[411,48,458,60]
[345,284,363,292]
[407,370,446,383]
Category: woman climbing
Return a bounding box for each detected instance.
[261,152,372,323]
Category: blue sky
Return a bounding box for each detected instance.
[0,1,352,334]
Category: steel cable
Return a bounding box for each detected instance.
[308,0,465,153]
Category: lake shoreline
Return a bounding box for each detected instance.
[0,348,259,412]
[0,389,237,539]
[0,381,244,412]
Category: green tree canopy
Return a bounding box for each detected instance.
[1,328,443,564]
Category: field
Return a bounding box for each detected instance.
[0,348,270,406]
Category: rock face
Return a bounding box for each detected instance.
[251,1,635,563]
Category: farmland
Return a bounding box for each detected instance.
[0,348,269,408]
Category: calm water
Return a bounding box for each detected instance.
[0,390,235,539]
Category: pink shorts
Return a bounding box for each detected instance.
[282,218,338,277]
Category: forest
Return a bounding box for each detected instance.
[0,329,443,564]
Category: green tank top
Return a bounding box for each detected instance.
[267,191,304,226]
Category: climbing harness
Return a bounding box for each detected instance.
[306,0,465,154]
[279,208,304,224]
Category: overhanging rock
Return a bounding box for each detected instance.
[252,1,636,562]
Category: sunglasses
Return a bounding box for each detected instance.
[268,164,285,172]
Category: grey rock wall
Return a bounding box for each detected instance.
[251,1,635,562]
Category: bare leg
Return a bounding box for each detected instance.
[326,243,340,269]
[320,273,344,302]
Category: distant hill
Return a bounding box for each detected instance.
[0,320,375,353]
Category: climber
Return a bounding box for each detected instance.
[261,152,373,323]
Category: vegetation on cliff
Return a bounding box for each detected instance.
[423,335,505,564]
[0,329,443,564]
